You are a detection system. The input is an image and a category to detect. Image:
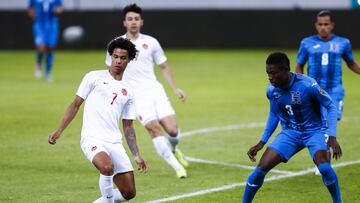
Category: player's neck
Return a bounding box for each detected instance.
[126,32,140,41]
[318,34,333,41]
[108,69,123,81]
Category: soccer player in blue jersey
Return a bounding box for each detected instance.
[28,0,63,81]
[296,10,360,121]
[242,52,342,203]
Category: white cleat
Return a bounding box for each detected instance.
[34,65,42,79]
[46,74,54,82]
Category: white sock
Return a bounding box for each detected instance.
[113,189,127,202]
[166,128,180,152]
[98,174,114,203]
[152,136,183,171]
[93,189,126,203]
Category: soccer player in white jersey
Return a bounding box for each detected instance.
[105,4,188,178]
[49,37,147,203]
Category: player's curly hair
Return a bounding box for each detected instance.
[266,52,290,70]
[107,37,137,61]
[123,4,142,18]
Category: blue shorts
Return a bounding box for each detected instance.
[268,129,328,162]
[33,22,59,48]
[324,86,344,120]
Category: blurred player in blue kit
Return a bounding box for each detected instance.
[296,10,360,121]
[296,10,360,175]
[242,52,342,203]
[28,0,63,81]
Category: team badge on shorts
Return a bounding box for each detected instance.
[91,146,97,151]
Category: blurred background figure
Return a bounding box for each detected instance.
[28,0,63,81]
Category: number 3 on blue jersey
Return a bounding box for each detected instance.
[285,105,294,115]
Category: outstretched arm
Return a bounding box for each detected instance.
[346,60,360,74]
[122,119,147,173]
[248,99,279,162]
[159,62,187,102]
[48,96,84,144]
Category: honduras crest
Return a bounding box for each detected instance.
[290,91,301,104]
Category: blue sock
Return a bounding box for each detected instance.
[242,167,267,203]
[45,52,54,77]
[36,52,43,66]
[317,162,342,203]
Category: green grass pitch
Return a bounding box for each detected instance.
[0,50,359,202]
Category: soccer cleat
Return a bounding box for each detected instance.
[46,74,54,82]
[175,168,187,179]
[34,65,42,78]
[175,148,189,168]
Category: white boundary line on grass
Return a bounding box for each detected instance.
[185,156,295,175]
[146,160,360,203]
[181,122,265,138]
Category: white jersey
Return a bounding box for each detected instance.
[105,33,167,89]
[76,70,136,143]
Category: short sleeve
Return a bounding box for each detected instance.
[122,93,136,120]
[76,72,95,100]
[152,38,167,65]
[342,39,354,63]
[309,81,332,108]
[297,39,308,65]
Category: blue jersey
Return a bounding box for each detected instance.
[297,34,354,90]
[261,73,337,143]
[28,0,63,47]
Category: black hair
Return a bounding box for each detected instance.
[122,4,142,19]
[107,37,137,60]
[266,52,290,70]
[317,10,333,22]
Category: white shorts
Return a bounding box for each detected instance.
[134,83,175,126]
[80,137,133,174]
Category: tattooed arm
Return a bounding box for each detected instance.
[122,119,147,172]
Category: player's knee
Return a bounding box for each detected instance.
[314,150,329,165]
[122,189,136,200]
[99,164,114,176]
[146,124,162,137]
[167,127,178,137]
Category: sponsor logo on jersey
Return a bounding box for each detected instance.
[273,92,282,99]
[313,44,321,49]
[121,88,127,96]
[91,146,97,151]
